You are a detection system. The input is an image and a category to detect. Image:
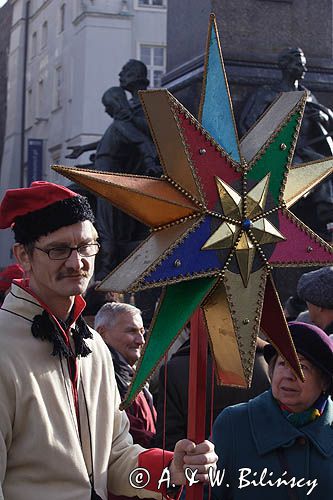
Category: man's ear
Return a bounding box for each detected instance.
[95,324,103,335]
[13,243,32,272]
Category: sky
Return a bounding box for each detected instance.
[0,0,7,8]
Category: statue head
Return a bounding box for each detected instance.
[102,87,130,118]
[278,47,307,82]
[119,59,149,93]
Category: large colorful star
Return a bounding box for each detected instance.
[54,14,333,406]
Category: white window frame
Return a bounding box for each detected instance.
[53,66,63,110]
[138,44,166,88]
[134,0,167,10]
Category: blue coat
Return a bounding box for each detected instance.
[212,390,333,499]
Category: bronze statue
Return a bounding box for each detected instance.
[119,59,150,110]
[66,60,162,324]
[90,62,161,282]
[66,60,161,280]
[66,60,156,166]
[67,60,161,325]
[239,47,333,241]
[94,86,159,175]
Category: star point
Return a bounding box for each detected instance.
[215,176,242,218]
[235,232,256,286]
[246,173,271,217]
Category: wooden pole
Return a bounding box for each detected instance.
[186,308,208,500]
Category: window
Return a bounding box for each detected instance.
[27,88,34,127]
[54,66,63,109]
[41,21,48,48]
[258,0,292,3]
[59,3,66,33]
[31,31,37,58]
[68,62,73,102]
[37,79,44,117]
[138,0,166,7]
[140,45,166,88]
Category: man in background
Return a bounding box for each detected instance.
[297,266,333,335]
[95,302,156,448]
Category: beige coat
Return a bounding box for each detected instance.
[0,283,164,500]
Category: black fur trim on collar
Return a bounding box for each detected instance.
[72,316,93,357]
[31,310,92,358]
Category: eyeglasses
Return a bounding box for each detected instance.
[34,242,100,260]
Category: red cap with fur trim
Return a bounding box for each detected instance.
[0,181,95,244]
[0,181,77,229]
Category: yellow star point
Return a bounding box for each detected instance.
[235,233,256,287]
[216,177,242,218]
[201,222,239,251]
[246,173,271,217]
[251,218,286,245]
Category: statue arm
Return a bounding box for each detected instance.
[305,99,333,129]
[132,116,151,136]
[66,141,100,159]
[112,121,162,176]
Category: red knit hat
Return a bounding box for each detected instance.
[0,181,77,229]
[0,181,95,244]
[0,264,24,292]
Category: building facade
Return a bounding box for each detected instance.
[0,0,166,266]
[0,0,13,170]
[164,0,333,119]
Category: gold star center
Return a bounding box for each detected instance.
[202,174,285,286]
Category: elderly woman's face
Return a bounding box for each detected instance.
[271,354,328,413]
